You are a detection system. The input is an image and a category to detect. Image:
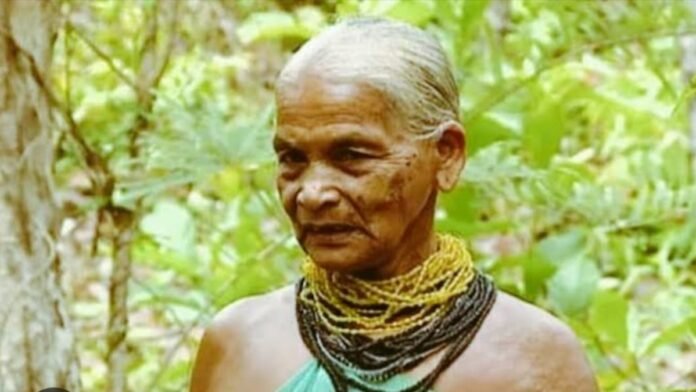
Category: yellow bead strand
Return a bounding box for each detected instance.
[299,234,475,336]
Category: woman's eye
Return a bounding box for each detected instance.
[278,150,307,164]
[334,148,369,161]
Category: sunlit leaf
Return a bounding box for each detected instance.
[523,98,564,167]
[548,256,600,317]
[140,199,196,257]
[589,290,629,348]
[237,11,313,45]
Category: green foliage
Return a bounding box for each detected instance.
[53,0,696,391]
[548,256,601,317]
[590,290,630,349]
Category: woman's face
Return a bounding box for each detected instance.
[274,74,441,274]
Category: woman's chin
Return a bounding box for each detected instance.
[305,247,371,273]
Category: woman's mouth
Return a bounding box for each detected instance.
[307,223,355,234]
[302,223,360,244]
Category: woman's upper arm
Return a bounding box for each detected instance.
[190,309,245,392]
[190,325,227,392]
[535,322,599,392]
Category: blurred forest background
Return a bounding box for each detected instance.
[1,0,696,391]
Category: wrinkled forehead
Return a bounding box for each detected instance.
[275,71,401,131]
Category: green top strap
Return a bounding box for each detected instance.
[277,360,431,392]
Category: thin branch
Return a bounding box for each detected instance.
[64,20,73,114]
[69,23,138,91]
[129,0,179,157]
[151,1,179,91]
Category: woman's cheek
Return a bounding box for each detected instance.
[354,174,401,209]
[277,181,297,213]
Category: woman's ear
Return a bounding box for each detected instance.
[435,121,466,192]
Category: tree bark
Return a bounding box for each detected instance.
[0,1,80,392]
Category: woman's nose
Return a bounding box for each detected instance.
[297,181,340,211]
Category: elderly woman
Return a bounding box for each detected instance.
[191,18,598,392]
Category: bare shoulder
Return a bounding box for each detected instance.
[207,284,296,337]
[190,285,308,392]
[449,291,598,392]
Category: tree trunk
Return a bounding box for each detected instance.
[0,2,80,391]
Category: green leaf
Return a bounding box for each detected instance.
[459,0,491,34]
[294,6,327,33]
[433,0,458,28]
[439,185,482,222]
[466,111,521,154]
[547,256,600,317]
[237,11,314,45]
[358,0,434,26]
[589,290,629,348]
[522,254,556,300]
[384,0,434,26]
[535,229,586,267]
[523,99,564,167]
[140,200,196,257]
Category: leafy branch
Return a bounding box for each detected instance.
[467,28,696,123]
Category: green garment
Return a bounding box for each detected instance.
[277,360,430,392]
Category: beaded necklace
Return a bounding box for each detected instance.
[296,234,497,392]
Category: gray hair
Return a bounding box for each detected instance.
[276,17,459,138]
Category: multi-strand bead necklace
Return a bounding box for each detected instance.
[295,234,497,392]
